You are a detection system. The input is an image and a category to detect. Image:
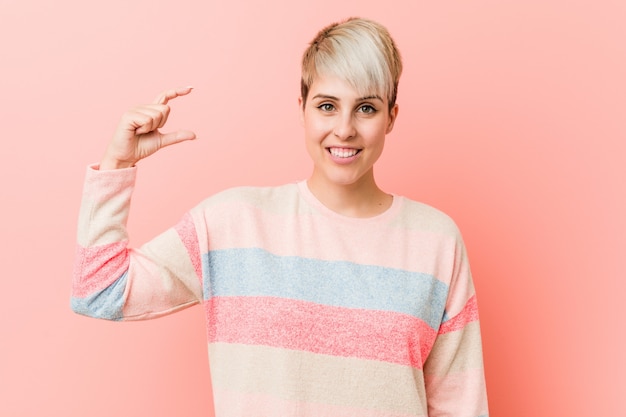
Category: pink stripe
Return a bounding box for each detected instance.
[72,241,129,298]
[213,388,425,417]
[174,212,202,284]
[438,295,479,335]
[205,296,436,368]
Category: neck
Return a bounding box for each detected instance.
[306,172,392,218]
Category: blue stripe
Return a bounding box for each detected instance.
[202,248,448,329]
[70,272,127,321]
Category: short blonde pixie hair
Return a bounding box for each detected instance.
[301,17,402,111]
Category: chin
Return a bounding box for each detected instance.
[325,172,370,188]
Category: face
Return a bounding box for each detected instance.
[299,75,398,191]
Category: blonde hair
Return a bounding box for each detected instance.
[301,17,402,111]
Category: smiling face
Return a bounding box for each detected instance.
[300,74,398,192]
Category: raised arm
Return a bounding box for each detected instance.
[71,88,203,321]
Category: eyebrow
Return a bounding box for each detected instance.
[312,94,383,102]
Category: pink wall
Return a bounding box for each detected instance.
[1,0,624,415]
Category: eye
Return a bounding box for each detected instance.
[318,103,335,112]
[358,104,376,114]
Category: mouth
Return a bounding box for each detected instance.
[327,147,361,158]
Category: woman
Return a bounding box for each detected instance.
[72,17,489,417]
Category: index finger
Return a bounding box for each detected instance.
[153,86,194,105]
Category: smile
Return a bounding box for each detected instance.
[328,147,361,158]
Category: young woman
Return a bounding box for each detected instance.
[73,17,489,417]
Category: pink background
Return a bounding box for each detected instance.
[1,0,624,415]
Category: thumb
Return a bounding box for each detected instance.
[159,129,197,148]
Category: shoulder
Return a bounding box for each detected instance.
[393,196,462,238]
[193,183,300,213]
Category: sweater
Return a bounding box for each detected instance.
[72,165,489,417]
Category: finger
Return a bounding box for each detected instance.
[119,110,157,136]
[156,105,171,129]
[124,105,169,134]
[135,105,170,133]
[153,86,194,105]
[158,129,197,148]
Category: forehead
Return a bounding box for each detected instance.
[307,74,385,102]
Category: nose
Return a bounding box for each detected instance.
[333,112,356,140]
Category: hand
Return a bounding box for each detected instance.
[100,86,196,170]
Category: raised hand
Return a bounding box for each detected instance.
[100,86,196,170]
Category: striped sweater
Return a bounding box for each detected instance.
[72,165,489,417]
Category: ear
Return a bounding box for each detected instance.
[298,96,305,125]
[386,103,399,134]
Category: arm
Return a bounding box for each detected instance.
[423,235,489,417]
[71,88,203,320]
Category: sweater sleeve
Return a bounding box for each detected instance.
[71,165,204,321]
[423,233,489,417]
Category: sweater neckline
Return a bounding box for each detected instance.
[296,180,402,223]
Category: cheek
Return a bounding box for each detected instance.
[304,118,330,139]
[303,122,322,150]
[363,124,388,145]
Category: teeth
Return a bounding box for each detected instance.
[329,148,359,158]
